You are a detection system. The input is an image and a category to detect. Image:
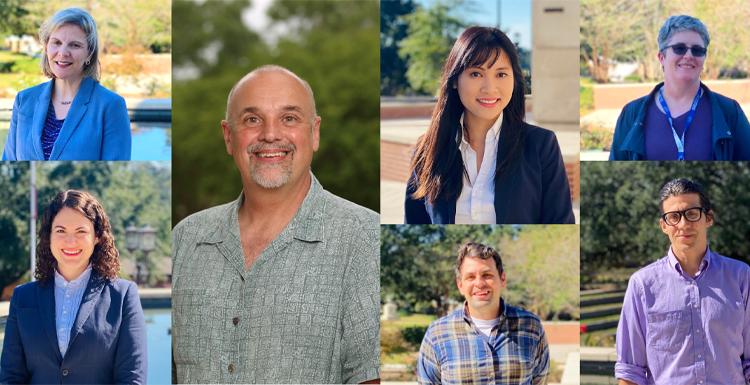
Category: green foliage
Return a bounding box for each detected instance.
[0,0,34,36]
[401,326,429,348]
[381,225,578,320]
[0,162,30,290]
[2,0,171,54]
[581,162,750,280]
[0,162,171,288]
[500,226,580,319]
[580,122,613,151]
[380,328,409,355]
[579,78,593,116]
[381,0,416,95]
[398,1,466,95]
[173,0,379,224]
[581,0,750,82]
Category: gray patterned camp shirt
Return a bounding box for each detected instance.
[172,175,380,384]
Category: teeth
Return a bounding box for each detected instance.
[62,249,81,255]
[257,152,286,158]
[478,98,498,103]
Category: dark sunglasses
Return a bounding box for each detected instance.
[663,43,707,57]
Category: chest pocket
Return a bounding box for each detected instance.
[646,309,690,353]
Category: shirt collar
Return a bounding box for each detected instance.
[200,172,326,244]
[54,264,92,288]
[667,246,712,276]
[461,297,506,325]
[456,113,503,148]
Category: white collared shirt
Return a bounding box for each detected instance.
[455,113,502,224]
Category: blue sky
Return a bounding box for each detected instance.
[417,0,532,49]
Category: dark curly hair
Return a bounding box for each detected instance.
[36,190,120,282]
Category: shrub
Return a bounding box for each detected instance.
[401,326,429,348]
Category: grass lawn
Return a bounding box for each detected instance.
[381,313,435,331]
[381,313,435,368]
[0,128,6,151]
[580,77,594,116]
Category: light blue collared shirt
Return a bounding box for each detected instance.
[615,247,750,385]
[54,266,92,357]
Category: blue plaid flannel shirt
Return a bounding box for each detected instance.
[417,300,549,384]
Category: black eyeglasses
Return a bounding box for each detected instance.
[661,207,705,226]
[663,43,707,57]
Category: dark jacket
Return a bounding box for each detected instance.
[405,123,575,224]
[0,273,147,384]
[609,82,750,160]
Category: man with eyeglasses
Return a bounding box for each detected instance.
[615,178,750,385]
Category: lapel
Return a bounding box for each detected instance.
[31,81,54,159]
[50,77,95,160]
[37,281,63,362]
[67,271,106,350]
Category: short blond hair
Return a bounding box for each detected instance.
[39,8,100,81]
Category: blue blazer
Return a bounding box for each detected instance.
[0,273,147,384]
[2,77,131,160]
[405,123,575,224]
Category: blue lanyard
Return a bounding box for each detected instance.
[657,86,703,161]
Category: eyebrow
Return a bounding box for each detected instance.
[468,65,512,71]
[239,105,304,115]
[49,36,86,44]
[53,224,88,230]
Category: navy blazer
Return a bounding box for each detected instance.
[405,123,575,224]
[2,77,131,160]
[0,273,147,384]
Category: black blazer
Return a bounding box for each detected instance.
[405,123,575,224]
[0,273,147,384]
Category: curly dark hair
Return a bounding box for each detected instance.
[36,190,120,282]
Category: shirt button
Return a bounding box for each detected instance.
[228,363,235,373]
[62,369,69,376]
[232,317,239,326]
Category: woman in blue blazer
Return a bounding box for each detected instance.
[0,190,146,384]
[2,8,131,161]
[405,26,574,224]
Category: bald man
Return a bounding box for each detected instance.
[172,65,380,384]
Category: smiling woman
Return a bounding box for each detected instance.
[609,15,750,160]
[0,190,146,384]
[404,26,574,224]
[1,7,131,161]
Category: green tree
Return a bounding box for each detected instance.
[581,162,750,283]
[0,0,34,36]
[380,0,416,95]
[0,163,30,290]
[381,225,577,319]
[398,1,465,95]
[173,0,379,224]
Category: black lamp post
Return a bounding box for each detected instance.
[125,225,157,285]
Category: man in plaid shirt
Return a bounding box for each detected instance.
[417,242,550,385]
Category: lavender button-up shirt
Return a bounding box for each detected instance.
[615,248,750,385]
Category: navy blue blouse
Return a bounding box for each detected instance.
[41,101,64,160]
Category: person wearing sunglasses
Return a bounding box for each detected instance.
[615,178,750,385]
[609,15,750,160]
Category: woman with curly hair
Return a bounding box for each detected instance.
[0,190,146,384]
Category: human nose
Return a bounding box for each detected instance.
[258,120,281,142]
[480,76,494,92]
